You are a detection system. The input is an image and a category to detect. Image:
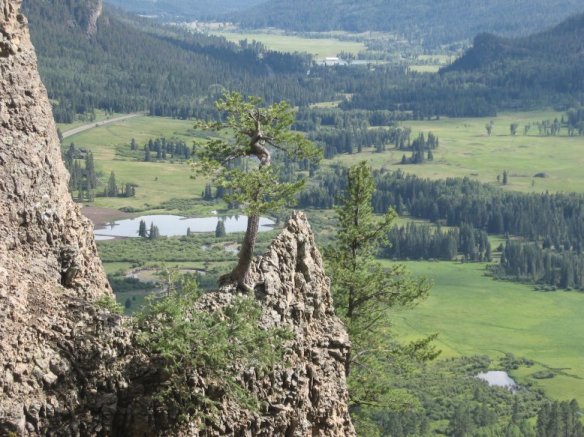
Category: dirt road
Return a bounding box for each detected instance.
[61,112,146,139]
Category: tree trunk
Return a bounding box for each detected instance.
[231,214,260,288]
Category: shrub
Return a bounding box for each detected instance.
[134,277,292,423]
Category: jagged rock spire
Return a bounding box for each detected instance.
[1,1,110,432]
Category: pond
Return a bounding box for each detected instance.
[476,371,518,391]
[94,214,275,240]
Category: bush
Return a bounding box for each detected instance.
[532,370,555,379]
[134,277,292,423]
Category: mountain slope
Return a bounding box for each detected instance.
[340,11,584,117]
[444,12,584,94]
[104,0,265,19]
[235,0,584,47]
[21,0,326,121]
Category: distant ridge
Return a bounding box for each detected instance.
[234,0,584,47]
[444,12,584,93]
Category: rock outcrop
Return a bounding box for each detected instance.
[0,1,354,435]
[0,0,114,432]
[117,213,355,436]
[85,0,103,37]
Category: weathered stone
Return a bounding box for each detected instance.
[0,0,113,432]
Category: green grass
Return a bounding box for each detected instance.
[387,260,584,403]
[63,116,207,210]
[408,65,442,73]
[209,30,366,57]
[330,110,584,193]
[102,262,134,275]
[56,110,126,132]
[64,110,584,216]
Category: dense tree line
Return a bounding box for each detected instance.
[293,108,410,132]
[104,171,136,198]
[309,126,397,158]
[399,131,439,164]
[492,241,584,290]
[566,107,584,135]
[63,143,97,201]
[141,137,194,162]
[536,400,583,437]
[341,73,500,118]
[301,169,584,252]
[381,222,490,262]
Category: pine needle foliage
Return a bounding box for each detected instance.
[135,275,292,424]
[325,162,439,435]
[194,92,320,217]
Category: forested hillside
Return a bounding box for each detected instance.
[22,0,331,121]
[444,13,584,94]
[104,0,264,19]
[343,12,584,117]
[235,0,584,47]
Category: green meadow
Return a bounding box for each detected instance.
[64,111,584,404]
[208,30,366,57]
[331,110,584,193]
[63,109,584,215]
[63,116,206,210]
[389,260,584,403]
[56,110,126,132]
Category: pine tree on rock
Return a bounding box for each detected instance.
[194,92,320,289]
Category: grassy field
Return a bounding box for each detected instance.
[60,109,584,217]
[389,260,584,403]
[64,116,208,211]
[408,65,442,73]
[63,109,584,212]
[331,110,584,193]
[209,30,366,57]
[65,112,584,405]
[56,110,126,132]
[408,54,456,73]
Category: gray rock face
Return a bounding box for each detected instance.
[0,0,112,432]
[114,213,355,436]
[186,212,355,436]
[0,1,355,434]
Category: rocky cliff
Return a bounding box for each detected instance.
[0,1,354,435]
[0,0,114,432]
[116,213,356,436]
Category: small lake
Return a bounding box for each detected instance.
[476,371,518,391]
[94,214,275,240]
